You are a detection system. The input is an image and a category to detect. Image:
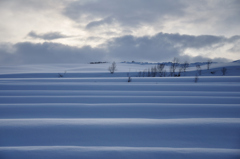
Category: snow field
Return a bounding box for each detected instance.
[0,75,240,159]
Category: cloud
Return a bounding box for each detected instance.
[106,35,180,62]
[179,0,240,36]
[228,40,240,53]
[1,32,238,65]
[63,0,185,28]
[27,31,71,40]
[86,17,115,29]
[61,0,240,38]
[153,33,240,49]
[0,0,58,12]
[0,0,77,46]
[105,32,239,62]
[1,0,240,52]
[0,42,106,65]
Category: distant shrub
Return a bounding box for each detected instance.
[58,71,67,77]
[58,73,64,77]
[128,76,132,82]
[211,71,216,74]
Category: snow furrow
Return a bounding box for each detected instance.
[0,83,240,91]
[0,103,239,119]
[1,90,239,97]
[0,118,240,148]
[0,146,240,159]
[0,96,239,104]
[0,76,239,83]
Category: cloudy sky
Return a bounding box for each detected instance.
[0,0,240,64]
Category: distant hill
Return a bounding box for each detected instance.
[232,60,240,63]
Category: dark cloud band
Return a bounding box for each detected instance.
[1,32,238,65]
[28,31,71,40]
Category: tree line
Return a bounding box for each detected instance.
[108,58,227,76]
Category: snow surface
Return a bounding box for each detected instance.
[0,62,240,159]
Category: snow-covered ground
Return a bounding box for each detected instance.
[0,62,240,159]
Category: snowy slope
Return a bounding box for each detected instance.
[0,62,240,159]
[0,61,240,77]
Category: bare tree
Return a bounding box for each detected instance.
[151,66,157,77]
[177,67,183,76]
[170,57,179,76]
[108,62,117,74]
[138,71,142,77]
[147,68,151,77]
[182,61,189,72]
[142,70,147,77]
[169,67,172,76]
[194,74,199,83]
[162,70,167,77]
[157,64,165,76]
[221,67,227,75]
[207,60,212,70]
[196,65,201,75]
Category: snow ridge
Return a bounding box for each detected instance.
[0,74,240,158]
